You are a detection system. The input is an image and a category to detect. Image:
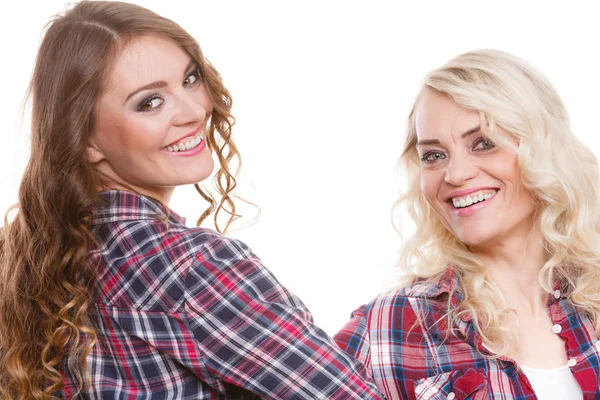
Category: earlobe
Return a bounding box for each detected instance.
[87,140,105,164]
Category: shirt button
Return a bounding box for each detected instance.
[447,392,456,400]
[552,324,562,334]
[568,358,577,367]
[554,289,561,299]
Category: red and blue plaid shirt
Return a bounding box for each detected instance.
[60,190,383,399]
[335,267,600,400]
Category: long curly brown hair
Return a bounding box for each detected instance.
[0,2,242,398]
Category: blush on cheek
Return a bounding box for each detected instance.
[119,113,159,145]
[95,108,127,146]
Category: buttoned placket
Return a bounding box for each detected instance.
[421,270,599,399]
[453,306,539,396]
[545,289,599,398]
[547,293,579,367]
[457,295,578,397]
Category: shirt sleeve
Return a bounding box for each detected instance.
[333,305,373,376]
[184,235,385,400]
[336,294,430,400]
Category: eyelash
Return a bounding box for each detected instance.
[472,136,495,151]
[183,68,202,88]
[419,137,496,164]
[136,68,203,112]
[420,151,446,164]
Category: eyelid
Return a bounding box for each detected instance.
[187,66,201,76]
[134,67,202,111]
[184,67,202,85]
[471,135,495,151]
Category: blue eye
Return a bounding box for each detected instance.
[137,95,164,112]
[183,69,202,87]
[421,151,446,164]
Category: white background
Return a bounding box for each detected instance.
[1,1,599,335]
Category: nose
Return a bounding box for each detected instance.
[171,89,209,127]
[444,152,478,186]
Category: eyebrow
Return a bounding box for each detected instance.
[124,59,197,104]
[416,125,481,146]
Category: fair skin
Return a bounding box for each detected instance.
[88,35,215,205]
[415,88,567,368]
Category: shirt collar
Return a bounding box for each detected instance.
[405,264,575,308]
[404,266,464,305]
[551,266,576,299]
[89,190,186,226]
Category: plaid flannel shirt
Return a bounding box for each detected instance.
[60,190,383,399]
[335,268,600,400]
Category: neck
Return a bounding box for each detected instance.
[469,223,547,316]
[93,163,174,205]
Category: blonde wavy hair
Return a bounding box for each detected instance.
[0,1,244,398]
[395,49,600,355]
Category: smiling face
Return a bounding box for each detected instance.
[415,88,536,249]
[88,35,214,204]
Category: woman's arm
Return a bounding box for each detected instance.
[334,305,374,375]
[185,235,385,399]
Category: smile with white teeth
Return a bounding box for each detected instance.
[451,190,497,208]
[164,134,204,153]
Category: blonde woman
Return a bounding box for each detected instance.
[0,2,383,399]
[335,49,599,399]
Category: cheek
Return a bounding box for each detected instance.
[509,174,533,208]
[491,153,525,191]
[487,149,519,177]
[94,111,127,152]
[420,170,441,204]
[104,113,169,152]
[194,85,214,113]
[489,153,534,207]
[122,117,167,148]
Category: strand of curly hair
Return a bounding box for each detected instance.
[0,2,246,398]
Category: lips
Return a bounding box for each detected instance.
[445,187,497,201]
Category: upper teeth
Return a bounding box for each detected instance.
[165,134,203,152]
[452,190,496,208]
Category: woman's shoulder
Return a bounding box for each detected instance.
[177,226,255,262]
[336,287,438,368]
[182,229,311,319]
[358,289,425,330]
[91,190,255,257]
[365,276,451,312]
[179,228,283,295]
[359,270,460,329]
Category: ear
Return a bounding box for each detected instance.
[87,138,106,164]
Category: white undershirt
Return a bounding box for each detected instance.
[520,364,583,400]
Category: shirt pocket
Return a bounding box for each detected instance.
[414,368,487,400]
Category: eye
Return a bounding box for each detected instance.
[137,95,164,112]
[183,69,202,88]
[420,151,447,164]
[472,137,495,151]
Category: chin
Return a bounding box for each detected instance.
[185,174,213,186]
[188,163,215,185]
[454,230,495,248]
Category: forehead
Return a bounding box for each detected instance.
[415,88,480,140]
[105,35,191,95]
